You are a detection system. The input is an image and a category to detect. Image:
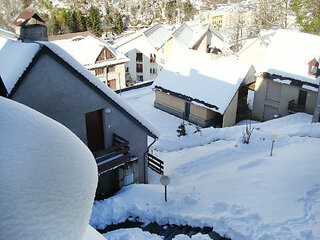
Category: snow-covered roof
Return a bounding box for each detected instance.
[0,96,98,239]
[238,31,275,55]
[52,35,129,67]
[114,24,172,50]
[143,24,172,49]
[257,29,320,85]
[152,48,253,114]
[172,23,197,48]
[0,36,40,93]
[0,28,17,39]
[113,30,144,49]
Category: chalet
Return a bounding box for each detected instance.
[237,31,275,68]
[252,30,320,122]
[167,22,226,58]
[50,32,129,91]
[114,24,172,83]
[152,48,255,128]
[0,13,160,198]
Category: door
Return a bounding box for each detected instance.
[298,90,307,107]
[185,102,191,120]
[85,109,105,152]
[263,104,279,121]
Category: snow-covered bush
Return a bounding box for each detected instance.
[242,121,254,144]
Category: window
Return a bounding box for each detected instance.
[136,63,143,73]
[95,67,105,75]
[136,52,143,62]
[107,66,115,72]
[126,66,129,72]
[150,53,156,63]
[137,75,143,81]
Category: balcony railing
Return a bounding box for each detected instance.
[288,100,306,113]
[94,134,130,175]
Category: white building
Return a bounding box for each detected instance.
[113,24,171,83]
[50,32,129,91]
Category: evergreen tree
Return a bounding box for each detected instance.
[291,0,320,35]
[183,0,195,21]
[88,6,102,37]
[165,0,177,24]
[114,11,124,35]
[75,10,86,32]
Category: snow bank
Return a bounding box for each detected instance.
[0,97,98,240]
[90,95,320,240]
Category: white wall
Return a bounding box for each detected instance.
[116,35,163,82]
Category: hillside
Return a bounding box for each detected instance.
[0,0,243,33]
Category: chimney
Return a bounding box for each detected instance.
[308,57,320,78]
[13,10,48,41]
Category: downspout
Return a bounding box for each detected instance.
[143,136,158,184]
[312,78,320,123]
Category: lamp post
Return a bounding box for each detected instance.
[160,175,170,202]
[270,134,278,157]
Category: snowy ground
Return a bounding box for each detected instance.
[90,86,320,240]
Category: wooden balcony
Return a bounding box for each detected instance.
[288,100,305,113]
[94,134,131,175]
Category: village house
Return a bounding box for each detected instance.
[114,22,227,84]
[252,30,320,122]
[113,24,172,83]
[152,48,255,128]
[0,11,160,198]
[49,31,129,91]
[166,21,227,60]
[237,31,275,69]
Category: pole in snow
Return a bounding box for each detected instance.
[270,134,278,157]
[160,175,170,202]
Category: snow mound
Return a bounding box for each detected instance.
[0,97,98,240]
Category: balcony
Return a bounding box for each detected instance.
[94,134,131,175]
[288,100,305,113]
